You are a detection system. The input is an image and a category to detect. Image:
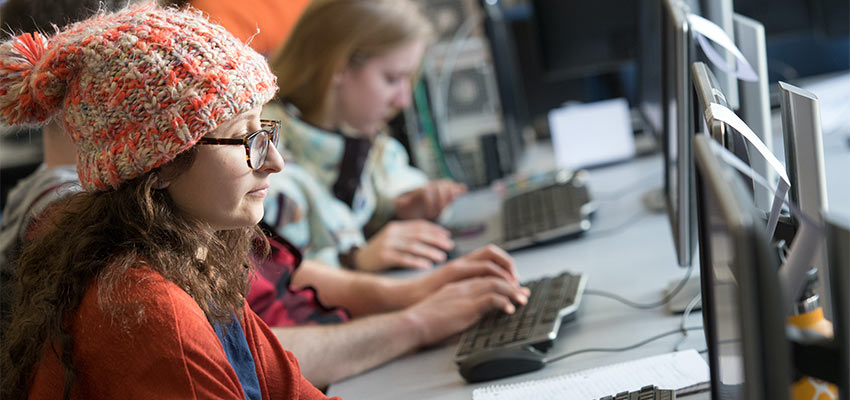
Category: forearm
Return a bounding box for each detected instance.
[291,260,405,316]
[271,311,423,388]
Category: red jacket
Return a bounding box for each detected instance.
[248,228,350,327]
[28,266,338,400]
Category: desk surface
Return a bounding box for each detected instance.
[327,109,850,399]
[328,155,710,399]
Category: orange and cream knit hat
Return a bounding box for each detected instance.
[0,2,277,191]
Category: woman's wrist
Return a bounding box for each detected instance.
[380,277,422,311]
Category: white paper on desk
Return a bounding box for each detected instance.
[472,349,709,400]
[548,98,635,171]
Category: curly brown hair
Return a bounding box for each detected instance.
[0,149,269,398]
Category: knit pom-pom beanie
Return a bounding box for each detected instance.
[0,2,277,191]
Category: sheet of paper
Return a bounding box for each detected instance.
[472,349,709,400]
[548,97,635,171]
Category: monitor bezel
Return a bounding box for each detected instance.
[661,0,698,267]
[826,212,850,398]
[692,61,728,143]
[694,135,793,400]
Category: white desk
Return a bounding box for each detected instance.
[327,104,850,399]
[328,154,711,399]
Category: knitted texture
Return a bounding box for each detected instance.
[0,2,277,191]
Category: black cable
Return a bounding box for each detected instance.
[545,326,704,364]
[583,263,695,309]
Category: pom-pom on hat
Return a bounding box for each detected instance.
[0,2,277,191]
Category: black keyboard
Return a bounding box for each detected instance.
[454,272,587,382]
[599,385,676,400]
[501,170,593,251]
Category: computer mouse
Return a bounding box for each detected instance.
[458,346,547,383]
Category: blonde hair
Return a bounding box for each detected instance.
[269,0,433,126]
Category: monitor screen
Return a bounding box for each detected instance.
[502,1,640,128]
[734,0,850,83]
[693,135,792,400]
[531,0,639,81]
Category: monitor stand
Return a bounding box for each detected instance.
[641,186,701,313]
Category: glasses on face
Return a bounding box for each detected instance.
[197,119,281,171]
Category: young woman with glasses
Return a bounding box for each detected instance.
[0,4,334,398]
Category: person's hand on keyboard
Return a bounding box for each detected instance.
[401,273,530,346]
[394,179,467,221]
[388,245,528,308]
[354,219,454,271]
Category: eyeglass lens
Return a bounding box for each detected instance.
[249,131,270,170]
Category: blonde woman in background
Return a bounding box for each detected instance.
[264,0,473,273]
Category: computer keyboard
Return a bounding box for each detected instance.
[455,271,587,382]
[501,169,593,251]
[598,385,676,400]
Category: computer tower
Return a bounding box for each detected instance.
[401,0,515,189]
[415,0,483,43]
[424,38,511,188]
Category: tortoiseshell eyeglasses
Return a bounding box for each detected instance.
[197,119,281,171]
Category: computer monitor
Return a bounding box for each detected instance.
[699,0,740,111]
[661,0,699,267]
[779,82,829,230]
[733,0,850,84]
[692,61,793,244]
[779,81,831,318]
[733,13,774,212]
[530,1,639,83]
[691,62,751,168]
[641,0,739,138]
[693,134,793,400]
[691,61,776,220]
[826,212,850,399]
[503,0,640,129]
[637,0,664,139]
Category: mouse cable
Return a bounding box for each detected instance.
[544,326,704,365]
[674,293,703,352]
[583,263,694,309]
